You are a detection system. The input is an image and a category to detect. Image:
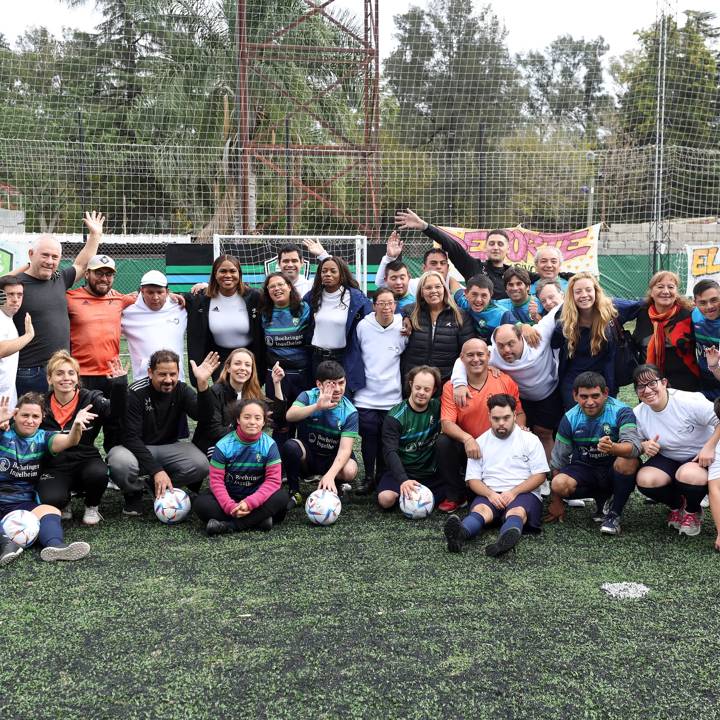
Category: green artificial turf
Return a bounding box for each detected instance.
[3,382,720,719]
[2,486,720,720]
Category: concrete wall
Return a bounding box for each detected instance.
[600,219,720,255]
[0,209,25,233]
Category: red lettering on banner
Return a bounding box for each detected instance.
[559,231,591,261]
[506,232,527,263]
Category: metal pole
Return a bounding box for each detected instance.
[285,115,292,233]
[77,110,88,241]
[235,0,250,235]
[586,176,595,227]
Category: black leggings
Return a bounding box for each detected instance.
[38,457,109,508]
[193,488,289,530]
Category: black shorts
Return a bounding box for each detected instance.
[521,386,563,431]
[558,463,612,499]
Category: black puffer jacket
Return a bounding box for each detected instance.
[400,304,475,383]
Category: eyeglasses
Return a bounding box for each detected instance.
[375,301,396,307]
[91,269,115,277]
[635,379,660,393]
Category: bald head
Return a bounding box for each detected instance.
[460,337,489,379]
[493,324,524,364]
[28,235,62,280]
[534,245,562,279]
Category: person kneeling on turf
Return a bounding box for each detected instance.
[377,365,443,510]
[281,360,359,509]
[444,394,549,556]
[545,371,642,534]
[1,393,96,564]
[194,399,289,536]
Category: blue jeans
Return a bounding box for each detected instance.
[16,366,49,399]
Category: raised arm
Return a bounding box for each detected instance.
[72,211,105,282]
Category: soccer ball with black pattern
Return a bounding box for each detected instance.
[399,484,434,519]
[153,489,191,524]
[305,489,342,526]
[1,510,40,547]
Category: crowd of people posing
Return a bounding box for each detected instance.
[2,207,720,566]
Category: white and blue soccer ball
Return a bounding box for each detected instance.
[2,509,40,547]
[399,484,435,519]
[153,488,191,524]
[305,489,342,526]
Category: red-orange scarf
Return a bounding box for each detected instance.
[647,302,698,377]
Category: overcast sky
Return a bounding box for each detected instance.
[3,0,718,59]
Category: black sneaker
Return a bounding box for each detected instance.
[0,539,23,566]
[600,511,622,536]
[40,541,91,562]
[206,519,234,537]
[444,514,467,553]
[485,527,521,557]
[286,492,304,511]
[255,517,273,532]
[355,475,374,496]
[591,497,609,523]
[122,495,144,517]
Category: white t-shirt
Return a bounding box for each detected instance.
[0,311,19,408]
[465,425,549,500]
[634,389,719,461]
[293,275,314,298]
[311,287,350,349]
[121,296,188,381]
[452,305,559,400]
[207,292,250,349]
[352,314,408,410]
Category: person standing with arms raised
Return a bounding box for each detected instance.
[10,211,104,396]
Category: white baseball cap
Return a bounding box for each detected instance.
[140,270,168,288]
[87,254,116,271]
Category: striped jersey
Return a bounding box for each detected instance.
[293,389,359,457]
[691,308,720,399]
[210,430,281,501]
[454,289,506,342]
[384,398,440,481]
[262,302,312,369]
[554,397,638,468]
[0,427,56,504]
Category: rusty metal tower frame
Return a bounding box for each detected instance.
[235,0,380,241]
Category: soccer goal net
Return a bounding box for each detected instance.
[213,235,368,292]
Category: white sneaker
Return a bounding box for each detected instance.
[107,479,121,492]
[701,494,710,509]
[540,480,551,497]
[61,503,73,521]
[565,499,586,508]
[82,506,103,526]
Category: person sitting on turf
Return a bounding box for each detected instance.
[545,371,642,535]
[437,337,524,513]
[107,349,210,516]
[377,365,442,511]
[632,364,720,538]
[498,266,537,325]
[444,393,549,556]
[448,274,506,343]
[345,287,408,495]
[191,349,285,456]
[281,360,359,509]
[0,393,96,565]
[193,398,289,536]
[374,229,451,296]
[38,350,127,526]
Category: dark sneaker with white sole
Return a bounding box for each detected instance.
[600,511,622,535]
[40,541,91,562]
[0,539,23,566]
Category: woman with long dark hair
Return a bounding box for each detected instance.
[185,255,265,387]
[305,255,371,378]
